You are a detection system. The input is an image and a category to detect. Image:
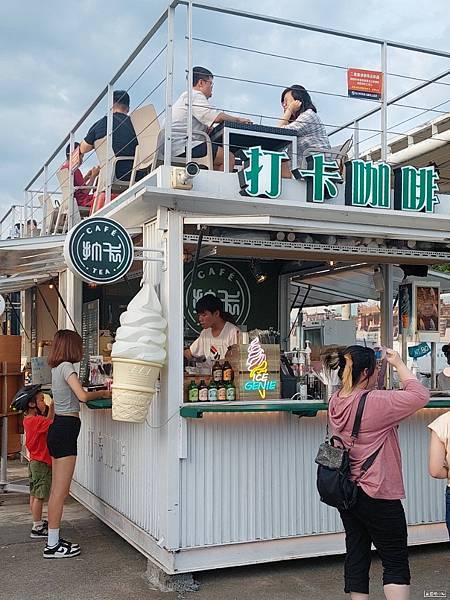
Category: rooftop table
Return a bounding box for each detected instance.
[210,121,298,172]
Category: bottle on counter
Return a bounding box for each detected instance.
[212,359,223,383]
[208,380,218,402]
[188,380,199,403]
[225,381,236,401]
[222,361,234,382]
[218,380,227,401]
[198,380,209,402]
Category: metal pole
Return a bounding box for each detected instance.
[164,6,175,167]
[43,164,48,236]
[68,132,75,230]
[380,264,394,386]
[353,121,360,159]
[105,84,113,206]
[380,42,388,162]
[431,341,437,389]
[186,0,193,163]
[0,362,8,490]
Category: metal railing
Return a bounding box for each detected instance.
[5,0,448,239]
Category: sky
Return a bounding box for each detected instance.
[0,0,449,221]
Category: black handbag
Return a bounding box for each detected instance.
[315,391,382,511]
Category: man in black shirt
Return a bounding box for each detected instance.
[80,90,138,182]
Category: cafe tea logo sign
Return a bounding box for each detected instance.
[239,147,440,212]
[64,217,134,284]
[184,260,251,335]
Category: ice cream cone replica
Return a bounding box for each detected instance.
[111,283,167,423]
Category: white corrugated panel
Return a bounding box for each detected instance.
[180,409,448,549]
[74,219,168,540]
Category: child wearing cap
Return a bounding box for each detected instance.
[11,385,54,538]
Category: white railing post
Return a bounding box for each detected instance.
[353,121,360,159]
[381,42,388,162]
[186,0,193,163]
[68,132,75,230]
[105,83,113,205]
[164,6,175,167]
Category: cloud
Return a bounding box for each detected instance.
[0,0,448,218]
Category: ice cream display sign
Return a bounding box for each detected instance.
[64,217,134,284]
[244,337,278,399]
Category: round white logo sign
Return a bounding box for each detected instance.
[64,217,134,284]
[0,295,5,317]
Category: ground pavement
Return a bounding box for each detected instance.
[0,462,448,600]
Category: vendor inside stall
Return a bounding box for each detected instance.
[184,294,240,362]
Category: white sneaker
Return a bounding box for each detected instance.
[43,539,81,559]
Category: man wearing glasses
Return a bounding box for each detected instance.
[170,66,251,171]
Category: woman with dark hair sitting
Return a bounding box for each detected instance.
[325,345,429,600]
[277,84,331,177]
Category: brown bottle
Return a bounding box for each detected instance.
[222,361,234,382]
[212,359,223,383]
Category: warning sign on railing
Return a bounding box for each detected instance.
[347,68,383,100]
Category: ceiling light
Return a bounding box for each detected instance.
[251,259,268,284]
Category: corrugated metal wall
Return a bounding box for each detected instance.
[74,218,167,540]
[180,409,447,548]
[74,393,164,538]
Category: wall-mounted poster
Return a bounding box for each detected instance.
[416,285,439,334]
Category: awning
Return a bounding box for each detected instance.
[0,235,66,292]
[290,265,450,308]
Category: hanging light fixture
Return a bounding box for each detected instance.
[251,259,268,284]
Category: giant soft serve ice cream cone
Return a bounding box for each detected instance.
[111,282,167,423]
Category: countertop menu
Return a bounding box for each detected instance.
[80,299,99,384]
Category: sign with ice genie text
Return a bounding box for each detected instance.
[64,217,134,284]
[237,147,440,213]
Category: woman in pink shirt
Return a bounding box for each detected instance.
[327,345,429,600]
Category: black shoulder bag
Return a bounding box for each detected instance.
[315,391,382,511]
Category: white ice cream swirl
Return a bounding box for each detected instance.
[111,282,167,364]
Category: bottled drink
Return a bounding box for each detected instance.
[225,381,236,401]
[218,381,227,401]
[222,361,234,382]
[188,380,199,403]
[212,359,223,383]
[208,380,218,402]
[198,380,208,402]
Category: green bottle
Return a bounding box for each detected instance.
[188,380,199,403]
[225,381,236,401]
[208,380,218,402]
[198,380,209,402]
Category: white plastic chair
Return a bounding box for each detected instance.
[38,194,59,236]
[55,169,88,234]
[129,104,161,184]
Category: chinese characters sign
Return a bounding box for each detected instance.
[347,68,383,101]
[238,147,440,213]
[64,217,134,284]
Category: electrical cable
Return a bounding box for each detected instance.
[5,294,30,340]
[51,277,79,333]
[35,284,58,329]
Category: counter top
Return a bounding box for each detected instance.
[180,397,450,419]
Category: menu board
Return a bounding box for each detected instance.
[80,300,99,384]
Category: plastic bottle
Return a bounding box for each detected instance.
[198,380,209,402]
[188,380,199,403]
[298,352,308,401]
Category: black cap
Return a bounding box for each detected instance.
[10,384,42,413]
[442,345,450,355]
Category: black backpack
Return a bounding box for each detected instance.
[315,391,382,511]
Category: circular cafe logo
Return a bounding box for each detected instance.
[64,217,134,284]
[0,295,5,317]
[184,260,251,334]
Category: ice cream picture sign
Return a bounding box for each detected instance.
[245,337,277,399]
[64,217,134,284]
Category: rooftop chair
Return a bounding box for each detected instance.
[93,137,135,199]
[55,169,89,234]
[129,104,161,185]
[303,137,353,176]
[38,193,59,236]
[156,128,214,170]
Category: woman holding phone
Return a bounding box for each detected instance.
[44,330,111,559]
[324,345,429,600]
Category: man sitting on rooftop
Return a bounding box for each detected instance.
[80,90,138,182]
[169,66,252,172]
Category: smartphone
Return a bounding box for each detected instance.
[374,346,387,389]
